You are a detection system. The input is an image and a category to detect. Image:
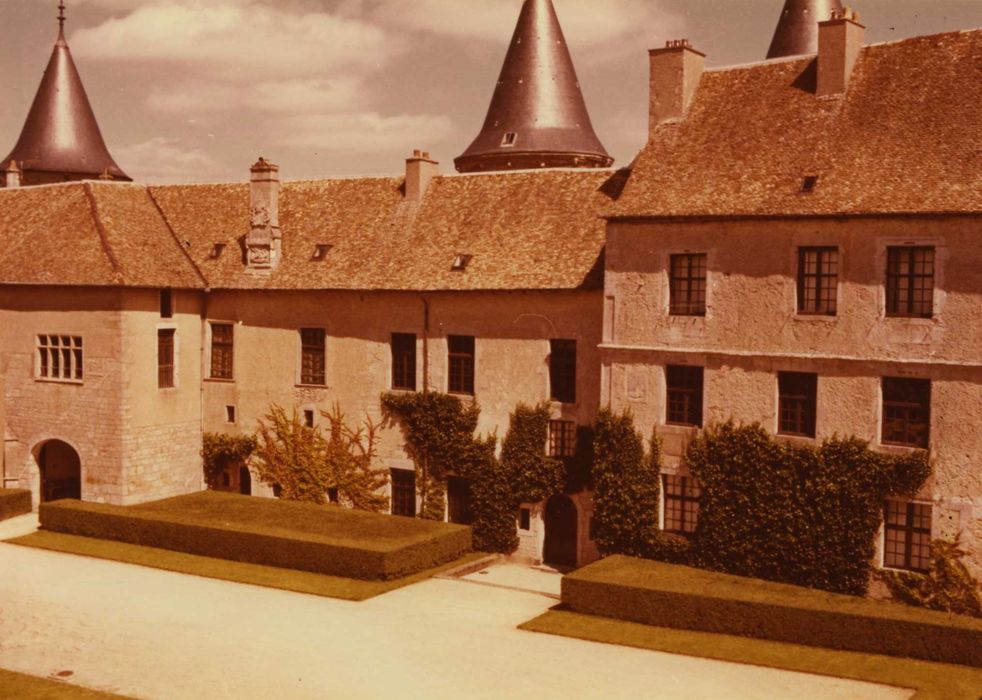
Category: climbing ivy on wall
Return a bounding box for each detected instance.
[201,432,257,490]
[683,422,932,595]
[877,534,982,618]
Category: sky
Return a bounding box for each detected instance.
[0,0,979,183]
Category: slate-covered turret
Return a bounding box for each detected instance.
[1,2,130,186]
[767,0,845,58]
[455,0,612,173]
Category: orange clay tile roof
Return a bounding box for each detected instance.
[0,169,625,290]
[612,29,982,218]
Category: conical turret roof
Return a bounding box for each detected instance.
[2,4,130,185]
[767,0,844,58]
[454,0,612,174]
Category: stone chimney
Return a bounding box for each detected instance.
[817,7,865,96]
[649,39,706,131]
[246,157,281,271]
[3,161,21,188]
[405,150,439,201]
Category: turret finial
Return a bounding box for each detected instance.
[57,1,66,33]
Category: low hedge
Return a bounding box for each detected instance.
[40,492,471,581]
[0,489,32,521]
[564,555,982,668]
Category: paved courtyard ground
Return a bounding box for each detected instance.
[0,515,912,700]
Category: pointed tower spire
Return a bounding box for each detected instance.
[454,0,612,173]
[767,0,844,58]
[1,2,130,186]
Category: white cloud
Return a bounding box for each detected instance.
[278,112,453,154]
[114,136,224,183]
[147,77,367,116]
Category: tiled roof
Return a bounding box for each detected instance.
[0,169,623,290]
[149,168,622,291]
[612,30,982,218]
[0,182,204,288]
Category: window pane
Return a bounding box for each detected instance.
[666,365,704,427]
[882,377,930,447]
[391,333,417,391]
[548,420,577,458]
[670,254,707,316]
[158,329,175,389]
[798,247,838,315]
[886,247,934,318]
[778,372,818,437]
[210,323,234,380]
[448,335,475,395]
[391,469,416,517]
[550,339,577,403]
[300,328,326,385]
[884,499,932,572]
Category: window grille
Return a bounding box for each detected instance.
[669,254,707,316]
[37,335,83,382]
[797,247,838,315]
[778,372,818,437]
[447,335,475,395]
[663,475,701,535]
[210,323,234,380]
[666,365,704,427]
[884,500,932,572]
[158,329,175,388]
[300,328,326,386]
[882,377,930,448]
[886,247,934,318]
[548,420,577,459]
[391,333,417,391]
[391,469,416,517]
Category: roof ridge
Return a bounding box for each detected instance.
[146,186,210,289]
[82,181,123,283]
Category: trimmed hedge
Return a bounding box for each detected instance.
[0,489,32,521]
[40,491,471,581]
[564,555,982,668]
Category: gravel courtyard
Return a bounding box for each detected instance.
[0,515,912,700]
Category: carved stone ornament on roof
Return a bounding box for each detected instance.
[250,206,271,229]
[247,245,272,268]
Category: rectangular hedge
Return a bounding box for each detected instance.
[564,555,982,668]
[40,492,471,581]
[0,489,32,521]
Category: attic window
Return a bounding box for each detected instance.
[501,132,518,147]
[451,254,473,272]
[209,243,227,260]
[801,175,820,193]
[311,244,333,261]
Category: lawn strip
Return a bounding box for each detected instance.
[7,531,486,601]
[0,668,129,699]
[519,609,982,700]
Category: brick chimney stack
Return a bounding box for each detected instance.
[3,161,21,188]
[817,7,865,96]
[246,157,281,271]
[649,39,706,132]
[405,150,439,201]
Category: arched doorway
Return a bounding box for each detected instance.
[36,440,81,502]
[544,495,578,567]
[239,466,252,496]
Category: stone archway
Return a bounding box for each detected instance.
[543,494,578,567]
[35,440,81,502]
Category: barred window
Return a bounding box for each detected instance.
[37,335,83,382]
[391,469,416,518]
[157,329,175,389]
[391,333,417,391]
[669,254,707,316]
[663,475,701,536]
[210,323,234,380]
[666,365,703,427]
[882,377,930,448]
[548,420,577,459]
[884,500,932,572]
[550,339,577,403]
[448,335,475,395]
[778,372,817,438]
[886,247,934,318]
[300,328,326,386]
[797,247,838,315]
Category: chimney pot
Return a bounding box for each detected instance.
[246,156,281,270]
[4,160,22,188]
[405,150,439,202]
[648,40,706,130]
[817,10,866,96]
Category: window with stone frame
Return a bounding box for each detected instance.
[447,335,475,395]
[886,246,935,319]
[391,333,417,391]
[663,474,701,536]
[882,377,931,448]
[797,247,838,315]
[36,335,83,382]
[210,323,234,380]
[299,328,326,386]
[157,328,176,389]
[548,420,577,459]
[883,499,932,572]
[390,469,416,518]
[669,253,707,316]
[549,339,577,403]
[666,365,704,427]
[778,372,818,438]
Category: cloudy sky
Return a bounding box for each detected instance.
[1,0,978,183]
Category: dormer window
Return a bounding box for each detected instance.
[451,254,473,272]
[801,175,820,193]
[501,132,518,147]
[311,244,333,262]
[209,243,227,260]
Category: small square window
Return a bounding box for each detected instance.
[519,507,531,531]
[226,405,236,423]
[209,243,227,260]
[303,409,315,428]
[548,420,577,459]
[801,175,820,193]
[501,132,518,147]
[451,254,473,272]
[311,244,332,261]
[36,334,83,382]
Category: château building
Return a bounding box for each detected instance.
[1,0,979,576]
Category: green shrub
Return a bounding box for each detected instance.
[500,403,563,504]
[878,535,982,618]
[592,409,663,558]
[564,555,982,668]
[202,433,256,490]
[40,492,470,581]
[684,422,931,594]
[468,436,518,553]
[0,489,32,521]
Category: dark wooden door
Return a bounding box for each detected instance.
[39,441,81,502]
[544,495,578,567]
[447,477,473,525]
[239,466,252,496]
